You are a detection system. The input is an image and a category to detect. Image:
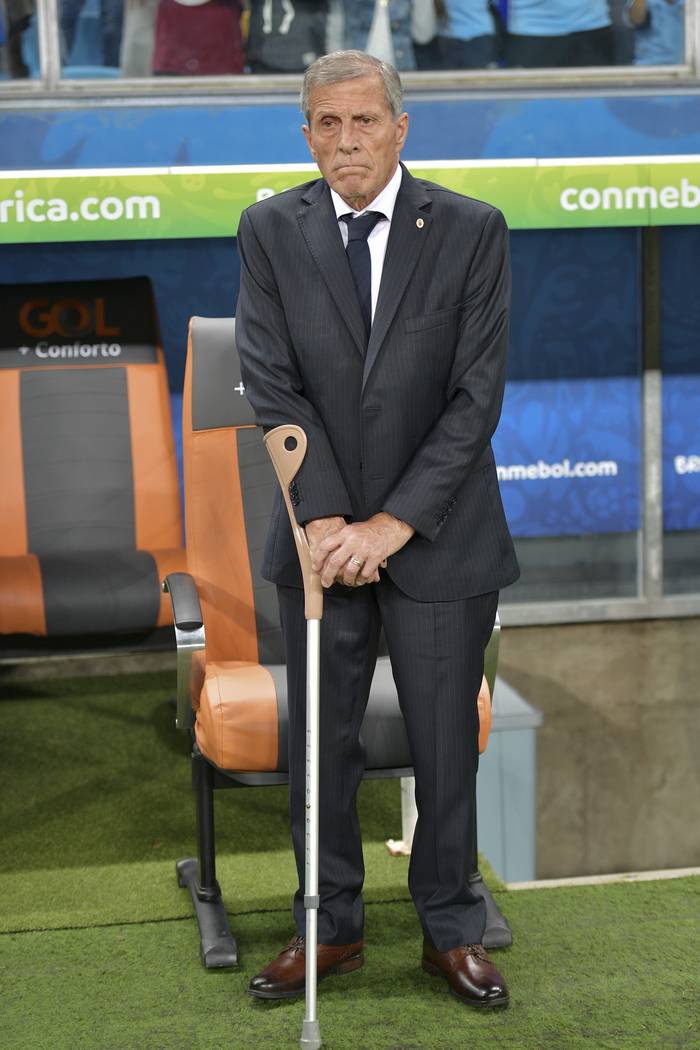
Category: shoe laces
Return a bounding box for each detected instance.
[456,944,488,962]
[287,934,305,955]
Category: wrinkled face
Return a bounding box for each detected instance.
[302,74,408,211]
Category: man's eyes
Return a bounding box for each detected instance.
[317,116,376,129]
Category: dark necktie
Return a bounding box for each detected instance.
[340,211,385,342]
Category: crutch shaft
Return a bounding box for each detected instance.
[303,616,321,1042]
[262,426,323,1050]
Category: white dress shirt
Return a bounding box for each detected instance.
[330,163,403,325]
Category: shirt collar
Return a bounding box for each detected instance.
[329,163,403,224]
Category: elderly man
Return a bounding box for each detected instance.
[236,49,518,1009]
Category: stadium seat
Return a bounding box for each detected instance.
[0,276,187,648]
[164,316,510,968]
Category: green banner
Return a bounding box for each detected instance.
[1,157,699,244]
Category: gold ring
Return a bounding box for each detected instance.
[348,556,364,568]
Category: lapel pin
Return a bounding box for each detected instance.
[416,218,424,229]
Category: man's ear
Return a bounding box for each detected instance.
[302,124,317,163]
[396,112,409,150]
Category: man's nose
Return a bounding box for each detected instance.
[337,120,358,153]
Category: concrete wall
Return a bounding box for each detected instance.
[499,618,700,878]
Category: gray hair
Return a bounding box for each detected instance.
[301,50,404,123]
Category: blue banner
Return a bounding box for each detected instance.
[493,378,641,537]
[663,375,700,532]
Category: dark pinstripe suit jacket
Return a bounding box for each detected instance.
[236,164,519,602]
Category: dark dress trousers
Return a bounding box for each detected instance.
[236,164,519,952]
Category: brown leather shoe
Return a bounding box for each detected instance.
[422,941,509,1008]
[248,934,364,1000]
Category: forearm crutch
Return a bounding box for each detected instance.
[264,425,324,1050]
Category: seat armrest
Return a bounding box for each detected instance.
[163,572,206,731]
[163,571,203,630]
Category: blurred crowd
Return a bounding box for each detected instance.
[0,0,687,79]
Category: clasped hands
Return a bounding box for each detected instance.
[306,513,415,589]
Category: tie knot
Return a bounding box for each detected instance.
[341,211,385,243]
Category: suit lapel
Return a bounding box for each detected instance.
[297,180,367,357]
[363,168,433,391]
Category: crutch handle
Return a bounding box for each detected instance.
[264,424,324,621]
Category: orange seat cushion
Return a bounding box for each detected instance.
[195,661,280,772]
[193,661,492,774]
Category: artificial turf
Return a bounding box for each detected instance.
[2,671,699,1049]
[4,880,699,1050]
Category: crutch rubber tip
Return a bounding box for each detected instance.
[300,1019,321,1049]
